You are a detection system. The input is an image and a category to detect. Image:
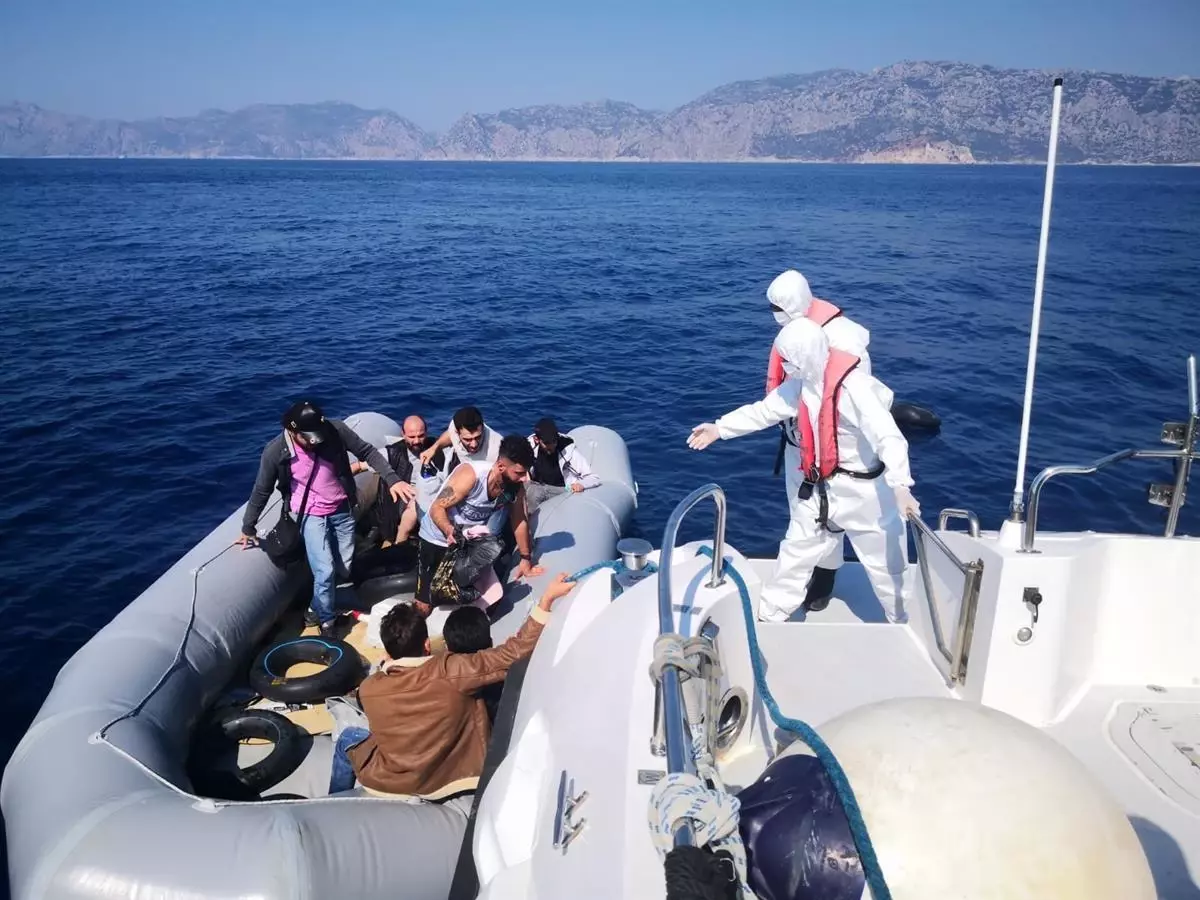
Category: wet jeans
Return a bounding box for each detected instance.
[328,725,371,794]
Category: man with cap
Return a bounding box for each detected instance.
[524,417,602,514]
[238,400,410,636]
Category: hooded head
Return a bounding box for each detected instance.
[774,318,829,385]
[766,270,814,326]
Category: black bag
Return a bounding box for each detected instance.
[453,533,505,588]
[261,454,321,569]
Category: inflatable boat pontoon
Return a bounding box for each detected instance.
[2,414,637,900]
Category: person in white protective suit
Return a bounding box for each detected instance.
[765,269,871,384]
[765,269,873,610]
[690,318,920,623]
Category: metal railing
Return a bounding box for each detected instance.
[1021,353,1200,552]
[911,512,985,685]
[653,484,728,848]
[1021,447,1197,552]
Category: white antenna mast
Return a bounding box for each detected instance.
[1009,76,1064,522]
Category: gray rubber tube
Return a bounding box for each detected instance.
[2,415,635,900]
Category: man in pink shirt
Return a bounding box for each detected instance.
[238,401,410,636]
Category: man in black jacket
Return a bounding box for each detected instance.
[237,400,410,635]
[370,415,448,546]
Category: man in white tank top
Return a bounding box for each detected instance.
[414,434,544,614]
[419,405,502,470]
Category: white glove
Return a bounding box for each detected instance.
[894,485,921,518]
[687,423,721,450]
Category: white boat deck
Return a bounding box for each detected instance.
[1049,684,1200,899]
[744,552,1200,898]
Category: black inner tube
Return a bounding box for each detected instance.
[188,707,307,801]
[891,401,941,434]
[249,637,366,704]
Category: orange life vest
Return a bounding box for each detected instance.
[764,298,844,393]
[796,348,860,481]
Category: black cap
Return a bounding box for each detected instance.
[284,400,327,445]
[534,417,559,444]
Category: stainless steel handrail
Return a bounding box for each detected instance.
[938,508,981,538]
[1166,358,1198,538]
[911,514,970,576]
[910,512,986,684]
[1021,447,1197,552]
[655,484,728,848]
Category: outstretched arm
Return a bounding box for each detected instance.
[688,382,800,450]
[510,484,544,579]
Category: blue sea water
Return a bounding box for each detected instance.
[1,158,1199,780]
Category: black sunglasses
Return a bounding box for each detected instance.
[769,303,784,313]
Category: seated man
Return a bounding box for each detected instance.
[328,574,577,796]
[370,414,448,546]
[441,606,503,725]
[415,434,543,615]
[525,417,602,514]
[420,406,502,470]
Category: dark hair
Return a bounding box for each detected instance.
[499,434,535,468]
[379,604,429,660]
[442,606,494,654]
[453,406,484,432]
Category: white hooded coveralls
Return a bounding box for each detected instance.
[767,269,872,376]
[767,269,874,574]
[724,319,912,623]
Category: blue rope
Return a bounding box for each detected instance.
[697,544,893,900]
[568,557,659,599]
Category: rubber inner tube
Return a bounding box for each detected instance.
[354,570,419,609]
[351,542,419,609]
[891,401,941,434]
[250,637,366,704]
[189,707,307,801]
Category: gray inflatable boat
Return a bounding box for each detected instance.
[2,413,636,900]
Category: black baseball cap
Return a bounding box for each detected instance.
[283,400,327,445]
[534,417,559,444]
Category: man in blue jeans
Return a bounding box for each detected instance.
[237,400,410,636]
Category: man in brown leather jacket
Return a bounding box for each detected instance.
[329,573,576,797]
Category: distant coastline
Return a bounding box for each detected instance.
[5,155,1198,167]
[3,60,1197,164]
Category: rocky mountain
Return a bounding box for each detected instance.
[3,62,1197,163]
[431,100,661,160]
[437,62,1199,163]
[0,101,431,159]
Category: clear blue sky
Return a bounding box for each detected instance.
[1,0,1196,132]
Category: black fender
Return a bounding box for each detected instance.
[189,707,307,800]
[891,401,941,434]
[250,637,366,704]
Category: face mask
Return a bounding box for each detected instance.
[772,309,790,327]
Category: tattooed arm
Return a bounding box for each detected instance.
[430,463,476,543]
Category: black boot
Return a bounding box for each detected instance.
[803,567,836,612]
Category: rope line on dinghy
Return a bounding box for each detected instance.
[696,544,894,900]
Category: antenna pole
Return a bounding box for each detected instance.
[1009,77,1064,521]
